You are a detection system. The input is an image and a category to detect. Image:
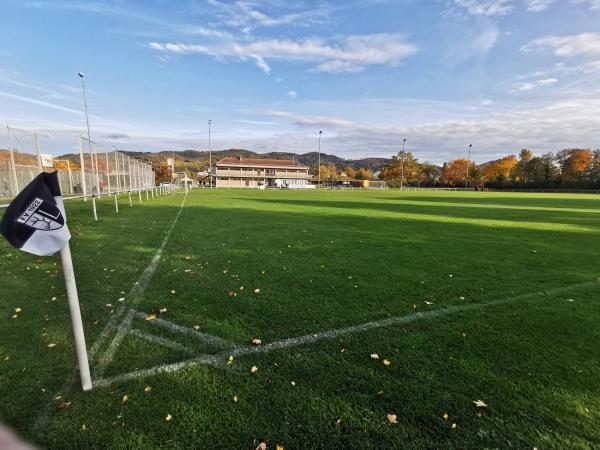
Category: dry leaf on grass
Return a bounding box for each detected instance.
[370,353,379,360]
[252,338,262,345]
[159,308,167,314]
[14,307,22,313]
[442,412,449,421]
[170,290,176,294]
[47,343,57,348]
[424,301,433,305]
[228,291,237,298]
[144,386,152,393]
[58,402,72,410]
[383,359,391,366]
[387,414,398,424]
[122,395,128,403]
[255,443,267,450]
[250,366,258,374]
[254,288,260,294]
[473,400,487,408]
[165,414,172,421]
[145,314,157,321]
[227,355,234,365]
[193,325,200,330]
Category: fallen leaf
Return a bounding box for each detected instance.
[105,303,113,307]
[291,381,296,386]
[122,395,128,403]
[144,386,152,393]
[254,288,260,294]
[277,446,284,450]
[412,304,417,309]
[565,298,575,302]
[424,301,433,305]
[165,414,172,421]
[118,297,125,302]
[159,308,167,314]
[251,338,262,345]
[250,366,258,374]
[193,325,200,330]
[451,423,457,429]
[227,355,234,365]
[47,343,57,348]
[383,359,391,366]
[370,353,379,360]
[58,402,72,410]
[12,315,17,319]
[185,256,191,260]
[233,395,238,402]
[145,314,157,321]
[473,400,487,408]
[184,269,192,273]
[14,307,22,313]
[170,290,176,294]
[255,443,267,450]
[387,414,398,424]
[228,291,237,298]
[442,412,449,421]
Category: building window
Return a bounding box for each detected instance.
[266,169,276,176]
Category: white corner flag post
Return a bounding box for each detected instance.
[0,172,92,391]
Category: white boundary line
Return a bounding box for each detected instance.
[132,311,235,348]
[30,191,188,434]
[128,329,194,354]
[89,193,188,375]
[92,280,599,388]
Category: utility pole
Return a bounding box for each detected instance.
[318,130,323,187]
[466,144,473,189]
[208,119,212,188]
[400,138,406,190]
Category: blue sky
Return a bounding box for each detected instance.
[1,0,600,163]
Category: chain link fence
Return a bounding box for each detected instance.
[1,127,155,200]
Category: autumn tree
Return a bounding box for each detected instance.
[440,159,476,186]
[379,151,420,187]
[318,164,339,185]
[343,166,356,178]
[153,161,173,184]
[355,168,373,180]
[516,149,533,185]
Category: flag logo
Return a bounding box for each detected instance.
[16,197,65,231]
[0,172,71,256]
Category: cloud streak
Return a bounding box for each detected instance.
[149,33,417,74]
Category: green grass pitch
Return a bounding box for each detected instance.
[1,188,599,449]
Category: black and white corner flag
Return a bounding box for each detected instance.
[1,171,71,256]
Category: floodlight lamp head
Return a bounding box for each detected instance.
[78,72,85,78]
[319,130,323,134]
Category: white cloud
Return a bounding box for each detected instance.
[206,0,329,33]
[454,0,514,16]
[572,0,600,10]
[525,0,557,11]
[287,90,298,99]
[521,32,600,57]
[149,33,417,74]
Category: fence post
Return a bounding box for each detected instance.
[92,194,98,221]
[6,126,19,196]
[114,192,119,213]
[79,136,88,201]
[34,132,43,173]
[105,151,111,194]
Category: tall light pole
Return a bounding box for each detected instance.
[400,138,406,190]
[78,72,94,192]
[465,144,473,189]
[208,119,212,188]
[318,130,323,187]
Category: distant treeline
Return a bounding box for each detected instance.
[379,149,600,189]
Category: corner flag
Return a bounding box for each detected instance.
[0,171,70,256]
[0,171,92,391]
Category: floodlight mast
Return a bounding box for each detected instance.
[208,119,212,188]
[400,138,407,190]
[466,144,473,189]
[318,130,323,187]
[78,72,94,192]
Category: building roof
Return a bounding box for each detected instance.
[216,157,308,169]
